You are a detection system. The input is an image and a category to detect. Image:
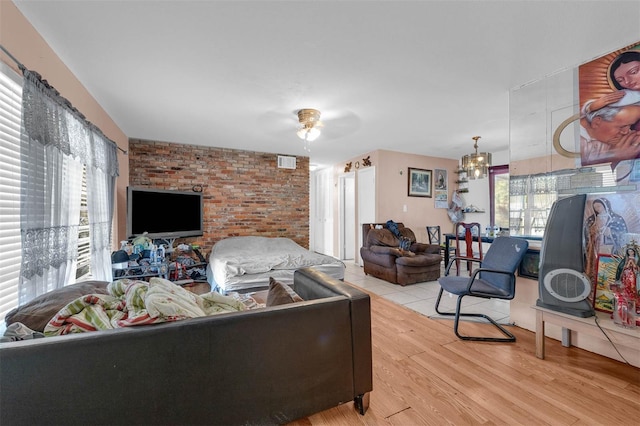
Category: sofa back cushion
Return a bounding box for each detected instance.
[367,228,399,247]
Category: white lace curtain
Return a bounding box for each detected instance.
[19,69,119,303]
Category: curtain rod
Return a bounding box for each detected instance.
[0,43,127,155]
[0,44,25,71]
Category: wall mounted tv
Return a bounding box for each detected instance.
[127,187,204,239]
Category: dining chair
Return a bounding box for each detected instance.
[426,225,456,263]
[453,222,483,276]
[435,236,529,342]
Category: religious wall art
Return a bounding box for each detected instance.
[579,41,640,170]
[593,254,617,313]
[583,193,640,286]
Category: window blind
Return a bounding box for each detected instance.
[77,167,91,279]
[0,63,23,322]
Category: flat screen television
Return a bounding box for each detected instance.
[127,187,204,239]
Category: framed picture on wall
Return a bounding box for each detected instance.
[408,167,432,197]
[434,169,447,190]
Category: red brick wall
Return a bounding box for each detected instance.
[128,139,310,253]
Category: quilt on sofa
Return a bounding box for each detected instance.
[43,277,246,336]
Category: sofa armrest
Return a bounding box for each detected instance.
[411,242,440,254]
[293,268,372,400]
[369,245,402,256]
[293,268,361,300]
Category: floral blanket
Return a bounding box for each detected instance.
[44,277,246,336]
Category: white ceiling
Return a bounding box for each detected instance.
[12,1,640,169]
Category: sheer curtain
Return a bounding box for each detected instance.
[86,131,118,282]
[19,69,118,303]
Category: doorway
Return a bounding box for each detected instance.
[357,166,376,265]
[311,168,333,256]
[339,172,355,260]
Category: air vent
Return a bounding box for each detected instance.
[542,268,591,303]
[277,155,296,169]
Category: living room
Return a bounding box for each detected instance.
[1,1,639,424]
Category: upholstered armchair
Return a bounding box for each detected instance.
[360,223,442,285]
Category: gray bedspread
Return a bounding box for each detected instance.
[206,236,345,293]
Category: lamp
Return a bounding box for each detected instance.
[296,109,322,151]
[461,136,492,179]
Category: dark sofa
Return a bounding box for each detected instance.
[0,268,372,426]
[360,223,442,285]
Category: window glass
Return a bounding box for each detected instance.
[489,165,509,229]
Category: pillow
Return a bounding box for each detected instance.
[4,280,110,332]
[266,277,303,306]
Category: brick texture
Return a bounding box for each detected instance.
[128,139,310,254]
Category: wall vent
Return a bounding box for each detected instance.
[277,155,296,169]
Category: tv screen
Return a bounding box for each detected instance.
[127,187,203,239]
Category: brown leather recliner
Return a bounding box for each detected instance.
[360,223,442,285]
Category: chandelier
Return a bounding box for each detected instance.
[461,136,492,179]
[296,109,322,151]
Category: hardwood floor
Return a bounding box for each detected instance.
[289,290,640,425]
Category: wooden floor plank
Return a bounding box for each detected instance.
[289,289,640,425]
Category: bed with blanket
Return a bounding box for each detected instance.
[206,236,345,293]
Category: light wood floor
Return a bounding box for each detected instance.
[290,290,640,426]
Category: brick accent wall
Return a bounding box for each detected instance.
[128,139,310,252]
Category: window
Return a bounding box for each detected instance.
[509,174,558,236]
[0,65,93,322]
[489,165,509,229]
[77,168,91,279]
[508,166,618,237]
[0,63,23,321]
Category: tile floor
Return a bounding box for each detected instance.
[342,260,513,325]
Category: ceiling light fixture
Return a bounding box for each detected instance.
[296,108,322,151]
[461,136,492,179]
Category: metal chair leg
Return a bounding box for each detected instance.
[435,290,515,342]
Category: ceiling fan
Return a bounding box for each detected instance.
[296,108,323,151]
[257,107,361,150]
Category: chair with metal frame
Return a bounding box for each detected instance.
[453,222,483,276]
[435,236,529,342]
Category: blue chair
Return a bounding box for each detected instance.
[435,236,529,342]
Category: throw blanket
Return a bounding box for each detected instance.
[44,277,246,336]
